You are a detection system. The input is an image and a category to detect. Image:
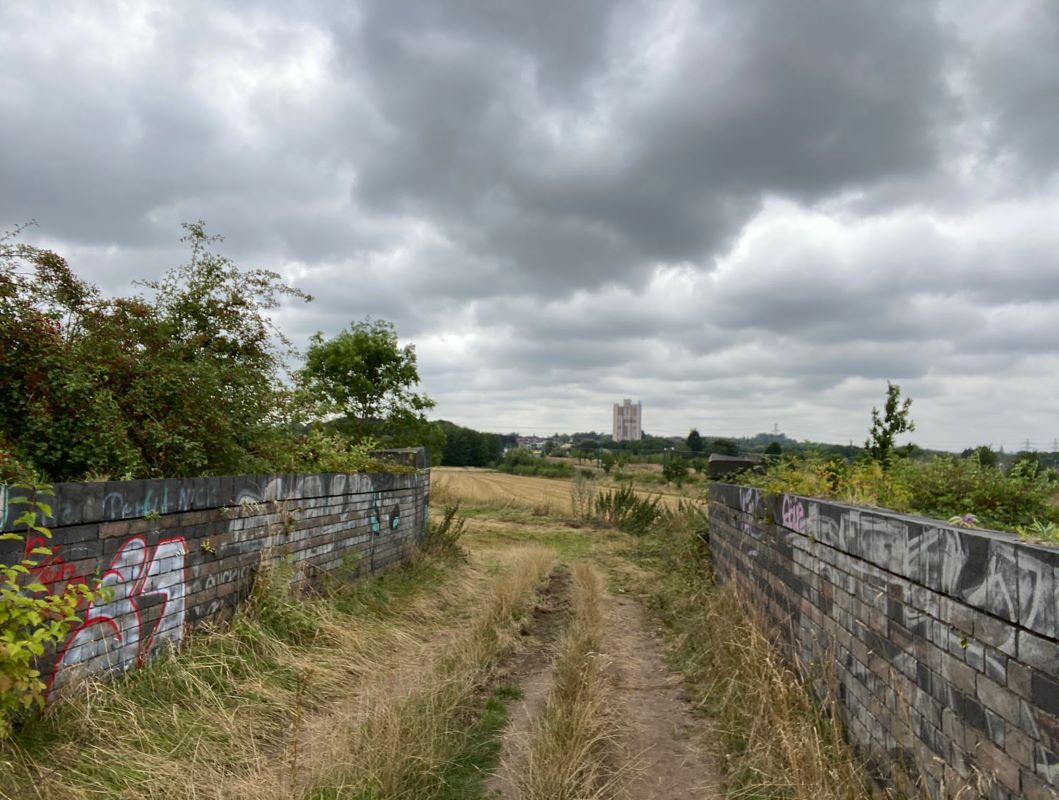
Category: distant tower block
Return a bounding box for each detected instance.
[612,399,642,442]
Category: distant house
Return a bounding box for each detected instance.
[612,399,642,442]
[516,436,546,452]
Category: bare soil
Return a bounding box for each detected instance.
[605,592,724,800]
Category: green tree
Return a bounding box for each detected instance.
[687,428,704,452]
[600,451,616,473]
[865,381,915,469]
[711,438,740,456]
[764,441,782,457]
[1010,451,1041,477]
[299,319,437,447]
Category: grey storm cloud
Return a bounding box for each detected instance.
[2,0,1059,447]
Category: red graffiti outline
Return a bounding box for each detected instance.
[47,535,188,695]
[23,534,85,597]
[134,536,187,665]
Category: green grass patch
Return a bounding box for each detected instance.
[434,683,522,800]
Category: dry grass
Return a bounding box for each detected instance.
[433,468,572,515]
[639,513,920,800]
[0,546,553,800]
[432,467,686,515]
[307,545,556,799]
[517,562,616,800]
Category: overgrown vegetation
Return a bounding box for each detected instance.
[0,541,554,800]
[497,448,575,479]
[737,452,1059,536]
[308,546,555,799]
[0,484,96,739]
[422,501,468,559]
[636,506,911,800]
[0,223,436,483]
[592,484,664,535]
[518,563,613,800]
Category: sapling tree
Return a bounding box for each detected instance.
[865,381,915,469]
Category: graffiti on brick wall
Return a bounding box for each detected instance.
[782,495,807,533]
[0,467,426,697]
[23,533,87,596]
[738,487,759,536]
[50,535,187,693]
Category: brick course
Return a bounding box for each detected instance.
[710,483,1059,799]
[1,450,430,696]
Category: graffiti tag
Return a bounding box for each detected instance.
[50,535,187,693]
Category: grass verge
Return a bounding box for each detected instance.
[517,562,614,800]
[0,549,493,800]
[635,510,915,800]
[305,545,556,799]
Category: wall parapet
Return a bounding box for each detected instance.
[1,450,430,696]
[710,482,1059,799]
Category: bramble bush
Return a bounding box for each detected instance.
[1,223,438,483]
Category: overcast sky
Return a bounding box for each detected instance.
[3,1,1059,451]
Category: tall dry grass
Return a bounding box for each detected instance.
[517,562,615,800]
[307,545,556,799]
[0,546,552,800]
[641,511,922,800]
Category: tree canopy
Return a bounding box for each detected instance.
[1,223,312,480]
[298,319,439,449]
[0,225,443,482]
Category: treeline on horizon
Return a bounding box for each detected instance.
[436,421,1059,474]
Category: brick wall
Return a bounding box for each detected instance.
[710,483,1059,800]
[0,450,430,697]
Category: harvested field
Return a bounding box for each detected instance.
[432,466,689,512]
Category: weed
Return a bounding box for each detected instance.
[635,508,917,800]
[593,484,664,535]
[569,471,596,520]
[1015,518,1059,544]
[423,501,468,559]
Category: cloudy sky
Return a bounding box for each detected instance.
[3,1,1058,451]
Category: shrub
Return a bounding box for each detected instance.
[737,453,1059,535]
[593,485,664,536]
[662,456,689,486]
[1,484,97,737]
[496,449,574,479]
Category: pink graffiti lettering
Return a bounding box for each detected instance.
[782,495,806,533]
[49,535,187,694]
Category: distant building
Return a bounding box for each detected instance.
[612,399,642,442]
[515,435,547,452]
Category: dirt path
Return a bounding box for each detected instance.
[605,592,724,800]
[487,568,572,798]
[488,571,723,799]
